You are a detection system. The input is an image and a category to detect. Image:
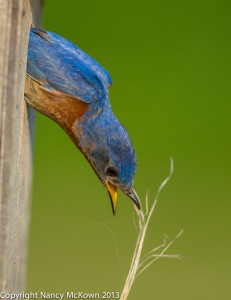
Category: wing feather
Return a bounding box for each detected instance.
[27,28,112,104]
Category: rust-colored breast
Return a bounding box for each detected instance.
[25,75,88,142]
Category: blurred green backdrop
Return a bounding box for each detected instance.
[27,1,231,299]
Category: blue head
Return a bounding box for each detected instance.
[76,102,140,214]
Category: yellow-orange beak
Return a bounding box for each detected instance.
[106,180,118,215]
[106,180,141,215]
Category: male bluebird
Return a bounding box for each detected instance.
[25,28,140,214]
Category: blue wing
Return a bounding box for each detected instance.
[27,28,112,103]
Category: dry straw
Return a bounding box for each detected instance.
[120,158,184,300]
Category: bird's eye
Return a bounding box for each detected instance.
[106,166,118,177]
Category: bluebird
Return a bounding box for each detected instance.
[25,28,140,214]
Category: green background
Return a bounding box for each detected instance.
[27,1,231,299]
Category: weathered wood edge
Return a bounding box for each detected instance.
[0,0,43,292]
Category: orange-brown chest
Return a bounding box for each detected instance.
[25,75,88,142]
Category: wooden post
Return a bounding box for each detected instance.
[0,0,43,292]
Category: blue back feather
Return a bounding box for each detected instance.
[27,28,112,103]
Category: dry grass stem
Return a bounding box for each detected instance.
[120,158,183,300]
